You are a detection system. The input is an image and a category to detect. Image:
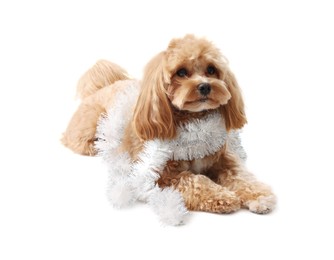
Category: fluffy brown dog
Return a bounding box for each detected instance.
[62,35,276,214]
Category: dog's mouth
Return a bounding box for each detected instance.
[185,97,210,104]
[178,97,221,112]
[199,97,209,102]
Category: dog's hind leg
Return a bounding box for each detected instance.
[61,100,105,156]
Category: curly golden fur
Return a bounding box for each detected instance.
[62,35,276,214]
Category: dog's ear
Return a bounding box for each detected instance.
[133,52,176,140]
[220,68,247,130]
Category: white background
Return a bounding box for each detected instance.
[1,0,334,259]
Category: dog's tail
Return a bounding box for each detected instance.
[76,60,130,99]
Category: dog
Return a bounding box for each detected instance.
[62,34,276,215]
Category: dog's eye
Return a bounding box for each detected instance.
[176,68,188,77]
[207,66,216,75]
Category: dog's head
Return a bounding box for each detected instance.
[133,34,247,140]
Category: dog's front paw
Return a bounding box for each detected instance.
[202,190,241,213]
[248,195,276,214]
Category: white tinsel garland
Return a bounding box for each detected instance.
[95,80,246,226]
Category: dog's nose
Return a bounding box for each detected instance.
[198,83,211,96]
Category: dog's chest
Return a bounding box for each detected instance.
[171,149,220,174]
[177,156,215,175]
[190,158,214,174]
